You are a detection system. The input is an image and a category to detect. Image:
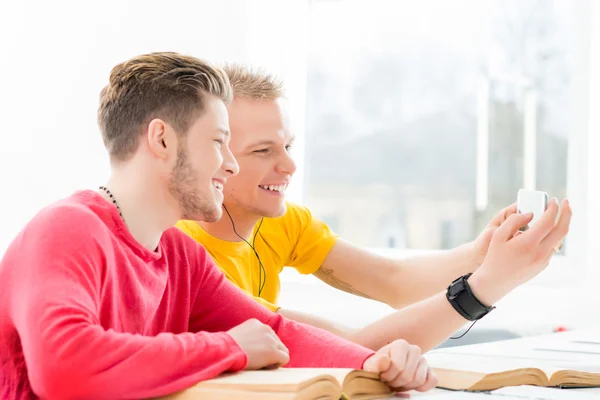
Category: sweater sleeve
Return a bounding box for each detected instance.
[188,245,375,369]
[10,209,247,400]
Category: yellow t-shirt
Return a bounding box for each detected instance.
[175,202,338,312]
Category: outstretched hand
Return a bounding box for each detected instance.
[471,202,519,266]
[469,198,571,306]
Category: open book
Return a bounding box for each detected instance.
[426,351,600,392]
[157,368,392,400]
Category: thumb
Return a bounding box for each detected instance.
[494,212,533,242]
[363,351,391,374]
[479,227,494,244]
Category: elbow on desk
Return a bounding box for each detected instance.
[26,332,102,399]
[29,363,91,400]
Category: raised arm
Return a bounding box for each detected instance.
[312,203,520,309]
[275,200,571,352]
[313,238,477,309]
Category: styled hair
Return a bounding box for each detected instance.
[98,51,232,161]
[222,63,285,100]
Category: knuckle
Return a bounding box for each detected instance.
[413,374,426,387]
[379,369,394,382]
[509,213,522,222]
[564,206,573,215]
[409,345,422,355]
[393,375,410,388]
[269,346,280,356]
[399,365,417,382]
[519,235,536,248]
[490,231,503,244]
[399,370,412,382]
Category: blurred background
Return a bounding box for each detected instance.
[1,0,599,344]
[305,0,569,252]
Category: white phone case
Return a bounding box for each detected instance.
[517,189,549,231]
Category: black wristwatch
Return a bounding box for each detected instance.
[446,273,495,321]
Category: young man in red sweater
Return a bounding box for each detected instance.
[0,52,438,399]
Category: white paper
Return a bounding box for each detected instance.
[493,386,600,399]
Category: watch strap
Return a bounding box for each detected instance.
[446,273,495,321]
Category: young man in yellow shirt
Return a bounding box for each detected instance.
[176,65,571,352]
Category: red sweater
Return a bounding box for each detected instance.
[0,191,374,400]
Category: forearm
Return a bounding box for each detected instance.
[387,243,478,308]
[350,291,471,352]
[20,318,246,399]
[316,240,479,311]
[226,302,372,369]
[197,265,374,369]
[272,314,373,369]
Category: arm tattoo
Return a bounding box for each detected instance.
[313,266,372,299]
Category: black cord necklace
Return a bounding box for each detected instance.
[99,185,124,221]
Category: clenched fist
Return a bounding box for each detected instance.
[363,339,437,392]
[227,318,290,370]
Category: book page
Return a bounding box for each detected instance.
[426,352,549,375]
[530,341,600,359]
[493,386,600,399]
[427,351,600,377]
[406,392,534,399]
[431,343,594,364]
[433,330,600,362]
[193,368,354,391]
[429,338,600,367]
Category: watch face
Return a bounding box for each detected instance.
[448,276,468,296]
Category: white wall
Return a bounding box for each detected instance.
[0,0,308,253]
[585,0,600,289]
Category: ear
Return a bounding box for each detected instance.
[147,118,175,160]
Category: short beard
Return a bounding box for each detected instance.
[168,146,221,222]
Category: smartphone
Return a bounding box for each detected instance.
[517,189,549,231]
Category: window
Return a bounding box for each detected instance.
[304,0,573,252]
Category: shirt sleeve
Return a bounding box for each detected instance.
[253,296,280,312]
[10,209,247,400]
[188,247,374,369]
[284,203,339,275]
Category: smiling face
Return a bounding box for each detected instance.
[168,95,239,222]
[223,97,296,218]
[98,52,238,222]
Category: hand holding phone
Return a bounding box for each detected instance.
[468,192,571,307]
[517,189,549,231]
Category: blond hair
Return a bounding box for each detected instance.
[98,52,232,162]
[222,63,285,100]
